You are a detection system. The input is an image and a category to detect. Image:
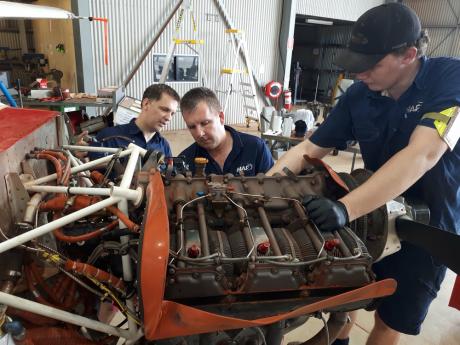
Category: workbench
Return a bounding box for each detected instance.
[261,132,361,171]
[20,97,112,110]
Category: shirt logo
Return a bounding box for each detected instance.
[406,101,423,114]
[236,163,253,174]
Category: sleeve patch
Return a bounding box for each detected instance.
[422,107,460,150]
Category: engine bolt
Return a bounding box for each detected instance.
[192,272,200,279]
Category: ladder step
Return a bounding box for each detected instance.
[221,68,246,74]
[240,82,252,87]
[243,93,255,98]
[226,28,243,33]
[244,105,258,111]
[174,39,204,45]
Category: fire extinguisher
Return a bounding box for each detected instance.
[283,89,292,111]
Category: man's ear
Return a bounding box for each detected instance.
[141,99,150,109]
[402,47,418,64]
[218,111,225,124]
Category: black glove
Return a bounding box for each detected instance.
[302,195,349,232]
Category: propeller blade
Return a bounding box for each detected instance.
[396,216,460,274]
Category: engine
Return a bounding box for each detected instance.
[0,142,397,345]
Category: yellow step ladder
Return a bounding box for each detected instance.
[216,29,261,126]
[159,1,205,83]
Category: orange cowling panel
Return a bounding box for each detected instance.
[303,154,350,193]
[141,171,170,340]
[149,278,396,340]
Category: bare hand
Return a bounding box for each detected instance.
[74,130,90,158]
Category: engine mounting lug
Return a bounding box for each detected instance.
[168,278,175,284]
[216,266,223,272]
[248,263,256,270]
[270,268,278,275]
[168,267,176,275]
[215,274,222,282]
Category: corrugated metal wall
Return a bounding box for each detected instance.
[0,19,34,60]
[296,0,385,21]
[89,0,281,130]
[404,0,460,58]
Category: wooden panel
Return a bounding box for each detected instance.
[32,0,77,92]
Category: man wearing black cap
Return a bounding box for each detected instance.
[269,3,460,345]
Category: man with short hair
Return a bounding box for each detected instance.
[179,87,273,176]
[91,84,180,158]
[268,3,460,345]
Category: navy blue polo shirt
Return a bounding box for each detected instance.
[89,118,172,159]
[179,126,274,176]
[311,56,460,234]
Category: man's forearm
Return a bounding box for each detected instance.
[267,139,332,175]
[340,144,443,221]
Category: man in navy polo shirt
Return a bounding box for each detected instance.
[269,3,460,345]
[179,87,273,176]
[89,84,180,159]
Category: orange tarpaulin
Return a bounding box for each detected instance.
[0,107,58,152]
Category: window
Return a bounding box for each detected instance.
[153,54,199,82]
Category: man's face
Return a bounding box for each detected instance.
[182,101,226,151]
[141,93,178,132]
[355,53,408,91]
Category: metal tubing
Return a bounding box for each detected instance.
[65,149,92,187]
[26,185,111,196]
[197,202,210,256]
[0,196,121,254]
[23,193,45,224]
[333,230,352,257]
[117,183,137,336]
[0,292,132,339]
[294,202,324,255]
[62,144,122,153]
[236,202,255,259]
[111,186,142,203]
[257,207,282,256]
[120,147,140,189]
[24,148,134,186]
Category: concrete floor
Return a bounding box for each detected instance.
[161,123,460,345]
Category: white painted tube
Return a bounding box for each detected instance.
[26,185,112,196]
[24,148,134,186]
[65,150,93,187]
[62,145,122,153]
[0,292,133,339]
[23,193,45,224]
[119,147,140,189]
[110,186,142,203]
[0,196,121,254]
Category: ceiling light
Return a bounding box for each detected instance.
[306,18,333,26]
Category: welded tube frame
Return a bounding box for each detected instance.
[25,185,142,202]
[0,292,135,339]
[65,149,93,187]
[0,144,149,340]
[0,196,122,254]
[25,143,147,187]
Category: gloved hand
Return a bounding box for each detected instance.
[302,195,349,232]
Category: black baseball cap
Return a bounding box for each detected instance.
[335,3,421,73]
